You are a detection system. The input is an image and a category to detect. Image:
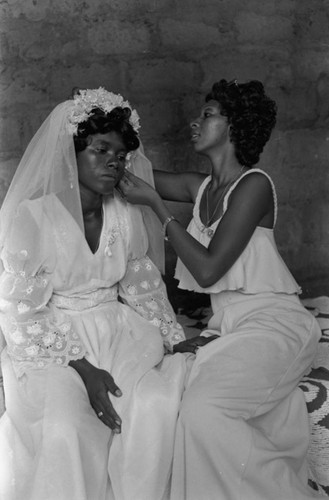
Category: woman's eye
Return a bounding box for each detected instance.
[95,148,108,154]
[117,155,127,162]
[204,112,211,118]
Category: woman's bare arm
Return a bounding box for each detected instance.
[153,170,206,203]
[120,171,273,289]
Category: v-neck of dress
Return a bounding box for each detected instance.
[84,205,105,256]
[49,194,107,258]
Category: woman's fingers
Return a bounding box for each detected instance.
[118,177,131,197]
[123,169,138,181]
[192,334,220,346]
[86,370,123,431]
[174,340,197,354]
[95,409,120,431]
[173,334,220,354]
[104,373,122,397]
[115,184,126,199]
[203,334,220,344]
[121,171,135,187]
[96,391,122,432]
[181,343,197,353]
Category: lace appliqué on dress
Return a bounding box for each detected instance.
[119,256,185,351]
[0,251,86,378]
[104,216,129,257]
[3,312,85,378]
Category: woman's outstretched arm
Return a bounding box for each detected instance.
[119,171,273,289]
[153,170,205,203]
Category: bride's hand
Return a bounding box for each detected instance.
[70,358,122,432]
[83,366,122,433]
[118,170,159,207]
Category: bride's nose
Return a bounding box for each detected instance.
[105,155,119,169]
[104,150,119,169]
[106,160,119,170]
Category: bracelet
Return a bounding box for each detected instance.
[162,215,176,241]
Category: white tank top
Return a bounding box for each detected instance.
[174,169,301,295]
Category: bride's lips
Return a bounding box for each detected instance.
[102,173,117,180]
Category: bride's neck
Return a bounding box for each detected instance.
[79,186,103,217]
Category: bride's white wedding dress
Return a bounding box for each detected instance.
[0,192,188,500]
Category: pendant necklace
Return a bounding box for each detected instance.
[204,166,245,238]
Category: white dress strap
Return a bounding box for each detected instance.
[222,168,278,227]
[192,175,211,230]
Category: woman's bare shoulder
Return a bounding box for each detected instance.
[231,170,273,199]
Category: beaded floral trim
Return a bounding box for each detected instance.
[67,87,141,135]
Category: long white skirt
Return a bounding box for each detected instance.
[0,302,188,500]
[170,292,325,500]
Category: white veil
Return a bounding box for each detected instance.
[126,143,165,272]
[0,98,165,273]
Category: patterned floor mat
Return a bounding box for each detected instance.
[300,297,329,495]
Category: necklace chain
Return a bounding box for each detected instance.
[205,166,245,228]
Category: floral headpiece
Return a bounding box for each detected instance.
[67,87,141,135]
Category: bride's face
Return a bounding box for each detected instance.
[76,131,128,196]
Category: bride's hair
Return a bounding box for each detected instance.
[73,106,140,154]
[206,79,277,167]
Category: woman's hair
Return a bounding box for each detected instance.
[206,79,277,167]
[73,106,140,154]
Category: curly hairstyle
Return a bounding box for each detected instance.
[73,106,140,154]
[205,79,277,167]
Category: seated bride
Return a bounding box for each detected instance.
[0,88,190,500]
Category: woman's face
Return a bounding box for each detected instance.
[190,100,230,155]
[76,131,128,196]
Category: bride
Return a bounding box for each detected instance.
[0,88,194,500]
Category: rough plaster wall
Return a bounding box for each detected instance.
[0,0,329,297]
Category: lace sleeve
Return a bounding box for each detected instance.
[118,256,185,352]
[0,201,86,377]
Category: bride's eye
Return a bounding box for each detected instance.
[117,155,127,162]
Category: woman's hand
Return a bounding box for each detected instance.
[173,334,219,354]
[69,358,122,432]
[118,170,159,207]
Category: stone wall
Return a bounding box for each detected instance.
[0,0,329,298]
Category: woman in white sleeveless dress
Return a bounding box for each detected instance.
[120,79,324,499]
[0,88,189,500]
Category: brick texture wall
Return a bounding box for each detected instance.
[0,0,328,298]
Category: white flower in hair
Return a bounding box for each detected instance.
[67,87,141,135]
[130,109,140,133]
